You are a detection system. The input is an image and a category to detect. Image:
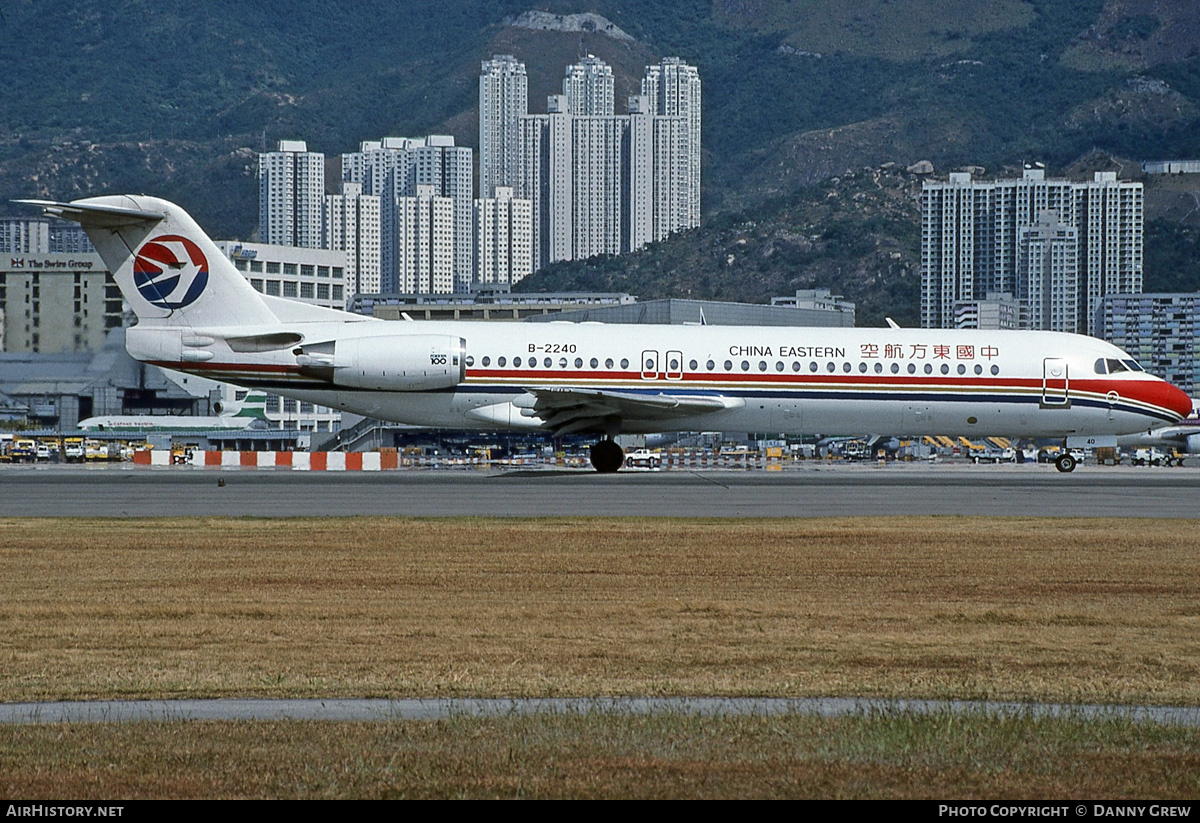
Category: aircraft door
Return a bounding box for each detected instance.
[1042,358,1070,407]
[641,350,660,380]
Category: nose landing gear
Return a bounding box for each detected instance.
[589,439,625,473]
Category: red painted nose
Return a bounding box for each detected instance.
[1160,380,1195,421]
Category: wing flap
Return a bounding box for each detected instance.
[516,387,743,435]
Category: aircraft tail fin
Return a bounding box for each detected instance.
[17,196,279,329]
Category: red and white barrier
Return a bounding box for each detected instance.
[132,450,401,470]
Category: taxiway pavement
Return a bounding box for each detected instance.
[2,463,1197,517]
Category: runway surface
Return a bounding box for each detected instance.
[3,697,1199,726]
[1,463,1198,517]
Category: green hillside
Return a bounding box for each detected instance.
[4,1,1200,302]
[517,165,922,329]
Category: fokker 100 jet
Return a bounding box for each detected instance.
[20,196,1193,473]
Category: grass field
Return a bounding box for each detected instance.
[2,516,1198,798]
[5,712,1200,799]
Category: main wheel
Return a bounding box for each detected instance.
[589,440,625,473]
[1055,453,1077,473]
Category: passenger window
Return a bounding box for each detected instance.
[758,361,767,372]
[775,361,784,372]
[724,360,733,370]
[575,357,583,368]
[620,358,629,369]
[940,364,950,375]
[874,363,883,374]
[590,358,598,368]
[741,361,750,371]
[809,362,818,373]
[706,359,715,370]
[513,357,522,367]
[990,365,999,375]
[465,356,475,367]
[957,364,965,375]
[792,361,801,372]
[689,360,698,370]
[498,356,506,367]
[827,362,836,373]
[543,357,552,368]
[924,364,933,374]
[891,363,900,374]
[605,358,614,369]
[482,356,491,367]
[974,364,982,375]
[842,362,852,373]
[908,364,916,374]
[858,363,868,373]
[559,357,567,368]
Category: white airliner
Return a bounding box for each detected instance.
[77,392,270,432]
[20,195,1194,473]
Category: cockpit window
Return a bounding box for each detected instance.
[1105,358,1129,374]
[1094,358,1107,375]
[1122,359,1144,372]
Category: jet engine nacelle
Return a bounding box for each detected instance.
[1186,433,1200,454]
[330,334,465,391]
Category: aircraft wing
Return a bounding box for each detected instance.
[514,387,743,435]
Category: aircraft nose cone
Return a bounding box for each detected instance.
[1161,380,1194,421]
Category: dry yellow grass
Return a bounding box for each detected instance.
[2,516,1199,703]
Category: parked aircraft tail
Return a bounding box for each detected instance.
[17,195,286,329]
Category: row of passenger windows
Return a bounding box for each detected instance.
[466,355,1003,376]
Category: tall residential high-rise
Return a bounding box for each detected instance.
[395,184,454,294]
[1017,211,1079,333]
[487,55,701,273]
[324,181,382,298]
[343,136,473,293]
[258,140,325,248]
[921,168,1142,333]
[342,138,411,291]
[627,94,688,250]
[412,137,474,292]
[474,186,533,288]
[642,57,701,230]
[563,54,614,116]
[519,94,625,267]
[480,55,528,199]
[1078,172,1145,327]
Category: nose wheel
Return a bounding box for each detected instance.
[589,439,624,473]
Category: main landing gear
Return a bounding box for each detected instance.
[1055,453,1077,473]
[589,439,624,473]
